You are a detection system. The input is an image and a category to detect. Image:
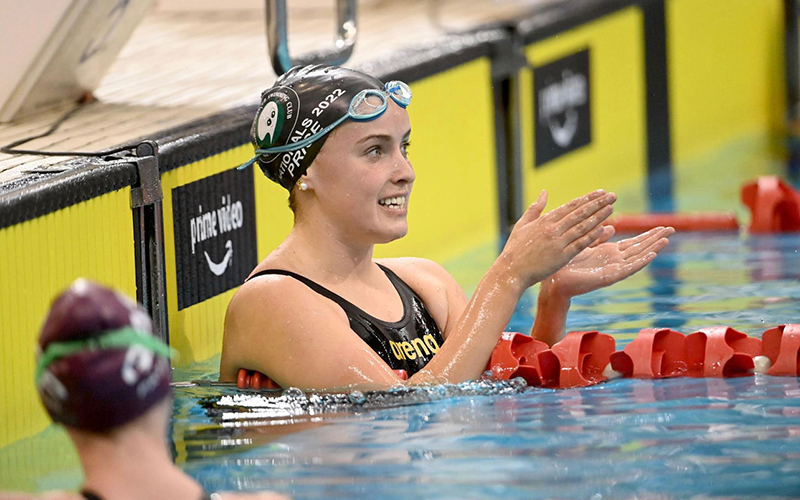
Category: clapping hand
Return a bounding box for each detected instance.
[545,225,674,298]
[500,189,617,290]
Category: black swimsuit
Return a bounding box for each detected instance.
[82,491,214,500]
[248,264,445,376]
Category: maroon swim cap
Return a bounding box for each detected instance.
[37,280,172,432]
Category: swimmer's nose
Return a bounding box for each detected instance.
[392,148,415,185]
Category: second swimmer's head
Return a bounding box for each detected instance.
[36,279,172,433]
[243,65,412,192]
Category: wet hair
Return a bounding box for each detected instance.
[250,64,383,191]
[36,280,172,433]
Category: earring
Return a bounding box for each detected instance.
[297,180,308,191]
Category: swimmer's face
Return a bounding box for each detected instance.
[303,99,414,245]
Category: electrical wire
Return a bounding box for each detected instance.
[1,99,140,158]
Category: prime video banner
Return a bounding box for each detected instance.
[172,167,257,310]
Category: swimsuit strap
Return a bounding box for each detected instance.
[248,268,353,307]
[375,263,412,294]
[81,489,217,500]
[247,265,411,326]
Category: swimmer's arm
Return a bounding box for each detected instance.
[408,190,616,384]
[529,279,570,347]
[407,264,527,384]
[383,257,524,384]
[222,190,615,389]
[530,225,673,346]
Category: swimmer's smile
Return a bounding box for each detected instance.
[378,194,408,214]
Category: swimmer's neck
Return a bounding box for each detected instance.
[275,222,379,281]
[69,425,201,500]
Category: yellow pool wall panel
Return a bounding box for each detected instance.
[0,188,136,448]
[667,0,786,212]
[162,146,292,369]
[521,6,648,215]
[0,424,81,492]
[375,57,499,262]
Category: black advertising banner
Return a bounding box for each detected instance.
[172,168,257,310]
[533,49,592,167]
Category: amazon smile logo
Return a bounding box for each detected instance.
[533,49,592,166]
[172,168,257,310]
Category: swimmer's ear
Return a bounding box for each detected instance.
[517,190,547,225]
[295,175,313,192]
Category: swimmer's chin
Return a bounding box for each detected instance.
[372,227,409,245]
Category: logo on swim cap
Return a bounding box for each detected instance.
[255,101,285,148]
[252,88,298,152]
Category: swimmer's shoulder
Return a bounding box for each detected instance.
[376,257,468,335]
[228,262,347,329]
[376,257,458,290]
[221,261,349,381]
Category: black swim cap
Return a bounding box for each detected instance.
[36,280,172,432]
[250,65,383,191]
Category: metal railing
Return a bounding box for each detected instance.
[266,0,358,75]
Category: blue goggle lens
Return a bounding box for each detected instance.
[385,80,412,107]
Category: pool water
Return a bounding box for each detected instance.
[171,233,800,500]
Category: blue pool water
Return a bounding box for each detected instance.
[171,233,800,500]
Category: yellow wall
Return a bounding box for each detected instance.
[375,58,499,262]
[667,0,786,213]
[0,189,136,448]
[521,6,648,214]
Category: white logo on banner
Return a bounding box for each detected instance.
[189,194,244,277]
[538,69,588,148]
[204,240,233,276]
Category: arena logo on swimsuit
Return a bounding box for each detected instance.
[389,334,440,361]
[172,168,257,310]
[533,49,592,166]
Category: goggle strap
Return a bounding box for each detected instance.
[257,114,349,155]
[251,80,411,156]
[237,156,259,170]
[35,326,175,386]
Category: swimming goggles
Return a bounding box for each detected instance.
[35,326,175,386]
[239,80,412,170]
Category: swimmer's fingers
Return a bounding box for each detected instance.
[618,249,660,278]
[561,198,616,250]
[618,230,672,276]
[542,189,609,224]
[563,225,607,259]
[588,225,615,247]
[614,231,672,277]
[618,227,664,251]
[515,189,548,227]
[620,227,674,260]
[629,235,671,261]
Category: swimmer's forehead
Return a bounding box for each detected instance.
[354,130,412,145]
[339,105,412,145]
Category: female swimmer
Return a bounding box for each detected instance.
[219,65,673,390]
[12,280,288,500]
